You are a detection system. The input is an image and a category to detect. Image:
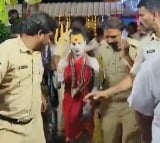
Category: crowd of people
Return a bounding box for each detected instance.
[1,0,160,143]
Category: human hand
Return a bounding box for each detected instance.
[83,90,109,102]
[118,39,130,57]
[54,22,70,46]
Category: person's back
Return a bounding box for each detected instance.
[129,55,160,143]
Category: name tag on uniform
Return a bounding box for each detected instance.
[147,49,155,53]
[18,65,28,69]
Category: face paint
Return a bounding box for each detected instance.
[70,34,86,57]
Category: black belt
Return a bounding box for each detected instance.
[0,114,32,125]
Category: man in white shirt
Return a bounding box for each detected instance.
[129,55,160,143]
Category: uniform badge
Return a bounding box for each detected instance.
[147,49,155,53]
[18,65,28,69]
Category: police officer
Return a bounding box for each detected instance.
[95,18,140,143]
[129,0,160,143]
[84,0,157,105]
[0,12,58,143]
[85,0,160,142]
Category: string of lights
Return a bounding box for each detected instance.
[121,0,140,11]
[131,0,140,11]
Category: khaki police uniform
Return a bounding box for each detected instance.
[0,37,45,143]
[96,45,140,143]
[131,32,160,75]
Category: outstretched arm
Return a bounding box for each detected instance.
[84,74,133,101]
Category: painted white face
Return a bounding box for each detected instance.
[70,34,86,57]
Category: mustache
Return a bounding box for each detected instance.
[109,43,120,52]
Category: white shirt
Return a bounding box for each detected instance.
[130,33,160,75]
[129,56,160,143]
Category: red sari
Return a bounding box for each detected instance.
[63,55,94,140]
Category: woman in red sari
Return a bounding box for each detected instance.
[57,27,99,143]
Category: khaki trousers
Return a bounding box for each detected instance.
[101,102,140,143]
[92,112,103,143]
[0,114,45,143]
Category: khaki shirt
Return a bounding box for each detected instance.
[96,45,133,101]
[0,37,43,121]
